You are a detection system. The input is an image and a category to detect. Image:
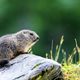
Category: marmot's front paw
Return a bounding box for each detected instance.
[0,59,9,67]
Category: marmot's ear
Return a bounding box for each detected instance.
[16,33,25,41]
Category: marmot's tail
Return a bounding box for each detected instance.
[0,59,9,67]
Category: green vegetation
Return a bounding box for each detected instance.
[0,0,80,56]
[46,36,80,80]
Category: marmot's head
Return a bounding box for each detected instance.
[15,29,39,52]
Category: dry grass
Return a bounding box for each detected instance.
[46,36,80,80]
[62,63,80,80]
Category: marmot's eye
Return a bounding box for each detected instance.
[30,33,33,36]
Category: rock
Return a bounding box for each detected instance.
[0,54,64,80]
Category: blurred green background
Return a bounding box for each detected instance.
[0,0,80,58]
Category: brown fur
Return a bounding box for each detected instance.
[0,30,39,67]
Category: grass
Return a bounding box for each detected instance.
[46,36,80,80]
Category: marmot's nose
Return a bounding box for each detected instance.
[33,36,39,42]
[36,36,40,40]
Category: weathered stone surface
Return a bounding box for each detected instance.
[0,54,63,80]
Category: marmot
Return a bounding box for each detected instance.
[0,29,39,67]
